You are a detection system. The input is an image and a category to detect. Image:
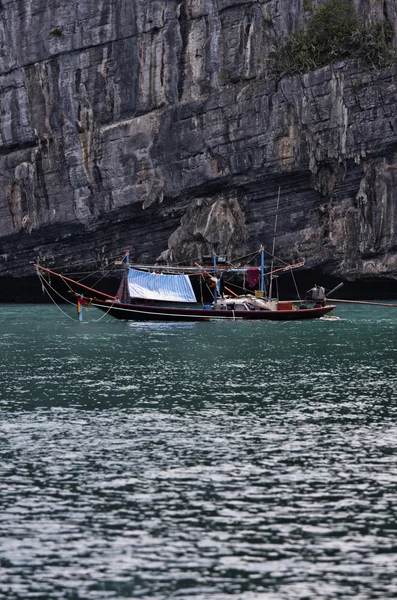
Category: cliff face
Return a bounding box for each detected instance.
[1,0,397,290]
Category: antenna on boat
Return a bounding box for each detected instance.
[125,250,130,266]
[269,187,281,300]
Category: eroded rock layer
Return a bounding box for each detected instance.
[1,0,397,295]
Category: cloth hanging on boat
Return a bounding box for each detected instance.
[116,273,130,303]
[217,273,225,297]
[247,268,260,288]
[127,268,197,303]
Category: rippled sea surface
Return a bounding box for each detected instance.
[1,303,397,600]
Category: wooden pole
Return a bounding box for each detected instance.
[269,186,281,299]
[260,245,265,293]
[325,282,344,298]
[77,297,83,322]
[34,264,116,299]
[213,253,218,304]
[328,298,397,307]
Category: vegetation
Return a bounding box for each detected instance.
[352,21,396,67]
[273,0,396,76]
[352,80,363,94]
[49,27,62,37]
[219,72,231,83]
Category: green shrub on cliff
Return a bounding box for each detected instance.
[49,27,62,37]
[273,0,396,76]
[352,20,395,67]
[307,0,357,60]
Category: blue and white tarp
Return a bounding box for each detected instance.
[127,269,197,303]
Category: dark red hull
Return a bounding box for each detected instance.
[91,299,336,321]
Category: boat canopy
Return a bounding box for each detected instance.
[127,268,197,303]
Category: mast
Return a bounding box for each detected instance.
[269,187,281,300]
[260,244,265,294]
[213,252,218,304]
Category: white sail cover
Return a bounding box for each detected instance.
[127,269,197,303]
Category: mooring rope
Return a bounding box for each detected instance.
[92,300,117,322]
[38,271,76,306]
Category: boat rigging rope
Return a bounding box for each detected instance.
[231,249,261,265]
[205,278,215,300]
[72,257,123,286]
[38,269,111,323]
[167,256,202,267]
[74,252,126,269]
[224,250,261,271]
[37,271,80,322]
[36,252,126,286]
[37,270,76,307]
[290,270,301,301]
[82,265,118,289]
[36,252,122,274]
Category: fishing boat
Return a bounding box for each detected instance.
[34,248,336,322]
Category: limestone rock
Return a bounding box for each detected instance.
[0,0,396,293]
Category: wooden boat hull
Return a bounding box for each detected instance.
[91,299,336,321]
[33,264,337,322]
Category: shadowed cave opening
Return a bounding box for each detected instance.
[1,271,396,304]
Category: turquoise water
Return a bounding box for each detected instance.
[1,303,397,599]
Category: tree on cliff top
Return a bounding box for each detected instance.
[306,0,357,63]
[274,0,396,76]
